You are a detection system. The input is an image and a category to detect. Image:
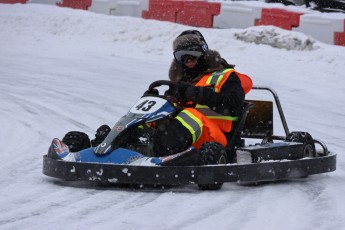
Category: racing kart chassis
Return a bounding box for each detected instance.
[42,83,337,188]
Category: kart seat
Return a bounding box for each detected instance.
[225,100,273,161]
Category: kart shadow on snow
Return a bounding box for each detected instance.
[45,174,331,193]
[47,177,195,193]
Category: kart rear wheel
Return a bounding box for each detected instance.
[303,143,315,158]
[198,142,227,190]
[286,132,316,178]
[286,132,316,158]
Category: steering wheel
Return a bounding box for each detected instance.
[148,80,177,97]
[148,80,195,108]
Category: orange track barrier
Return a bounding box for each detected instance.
[255,8,303,30]
[57,0,92,10]
[335,19,345,46]
[142,0,184,23]
[142,0,220,28]
[176,1,220,28]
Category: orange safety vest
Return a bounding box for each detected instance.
[194,68,253,132]
[174,68,253,149]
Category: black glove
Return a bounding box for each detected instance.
[171,82,190,102]
[143,88,159,97]
[185,85,204,102]
[171,82,204,103]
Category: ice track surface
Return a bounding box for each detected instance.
[0,4,345,230]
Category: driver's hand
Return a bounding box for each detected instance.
[169,82,192,102]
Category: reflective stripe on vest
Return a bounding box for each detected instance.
[195,105,238,122]
[175,110,203,143]
[205,68,232,92]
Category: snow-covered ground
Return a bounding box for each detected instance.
[0,3,344,230]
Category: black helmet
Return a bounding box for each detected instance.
[173,30,208,63]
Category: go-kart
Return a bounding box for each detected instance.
[42,80,336,190]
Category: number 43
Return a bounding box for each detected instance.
[135,100,156,112]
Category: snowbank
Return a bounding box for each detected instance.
[234,26,318,50]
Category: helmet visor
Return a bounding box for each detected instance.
[174,50,203,63]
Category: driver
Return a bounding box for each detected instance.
[152,30,252,157]
[61,30,252,161]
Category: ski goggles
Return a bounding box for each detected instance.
[174,50,203,63]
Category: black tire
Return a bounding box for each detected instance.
[285,132,316,179]
[199,142,227,165]
[302,143,315,158]
[198,142,227,190]
[285,131,316,158]
[62,131,91,152]
[90,125,111,147]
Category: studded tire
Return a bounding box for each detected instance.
[198,142,227,190]
[286,132,316,158]
[62,131,91,152]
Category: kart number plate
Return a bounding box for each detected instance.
[130,96,167,114]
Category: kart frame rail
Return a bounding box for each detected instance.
[43,153,336,185]
[42,84,337,186]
